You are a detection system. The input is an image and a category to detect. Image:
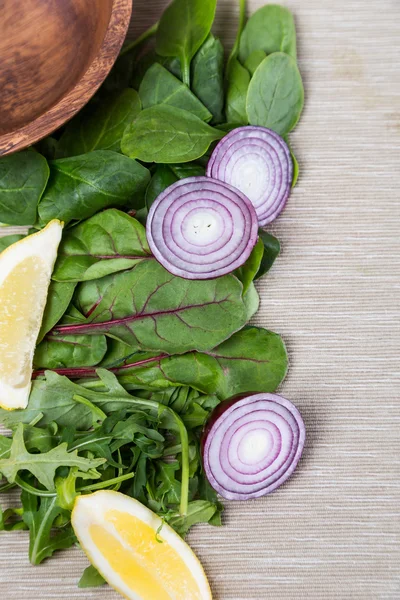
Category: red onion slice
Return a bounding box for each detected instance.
[202,393,305,500]
[206,126,293,226]
[146,176,258,279]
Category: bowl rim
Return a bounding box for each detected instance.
[0,0,132,157]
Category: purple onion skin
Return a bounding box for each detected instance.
[146,176,258,280]
[201,392,306,501]
[206,126,293,227]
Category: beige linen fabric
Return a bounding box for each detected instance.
[0,0,399,598]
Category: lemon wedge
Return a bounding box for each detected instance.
[72,491,213,600]
[0,220,63,410]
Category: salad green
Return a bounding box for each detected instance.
[0,0,306,590]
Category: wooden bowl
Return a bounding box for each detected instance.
[0,0,132,156]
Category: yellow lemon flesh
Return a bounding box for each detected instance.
[72,490,212,600]
[0,220,63,410]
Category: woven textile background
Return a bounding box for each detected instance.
[0,1,399,598]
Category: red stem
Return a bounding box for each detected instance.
[32,354,169,380]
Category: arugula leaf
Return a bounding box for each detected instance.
[34,333,107,369]
[166,500,220,537]
[239,4,297,62]
[37,281,76,343]
[191,34,225,124]
[0,505,27,531]
[0,424,106,490]
[78,564,106,588]
[246,52,304,136]
[255,231,281,279]
[0,150,49,225]
[38,151,150,225]
[156,0,217,86]
[63,260,248,353]
[21,492,76,565]
[57,89,142,157]
[121,105,223,164]
[53,209,151,282]
[235,238,264,294]
[0,435,12,459]
[139,63,212,121]
[209,326,288,399]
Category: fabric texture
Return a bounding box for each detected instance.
[0,1,399,598]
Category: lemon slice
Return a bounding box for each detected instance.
[0,220,63,410]
[72,491,212,600]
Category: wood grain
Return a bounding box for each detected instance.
[0,1,399,599]
[0,0,132,156]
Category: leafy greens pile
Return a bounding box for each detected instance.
[0,0,303,589]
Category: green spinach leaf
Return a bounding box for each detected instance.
[256,231,281,279]
[191,34,225,124]
[57,89,142,157]
[53,209,151,282]
[102,348,223,395]
[121,105,223,164]
[37,281,76,343]
[244,49,267,75]
[243,282,260,321]
[145,165,178,209]
[0,151,49,225]
[34,333,107,369]
[0,234,25,252]
[235,238,264,293]
[38,151,150,225]
[225,58,250,124]
[239,5,297,62]
[246,52,304,136]
[156,0,217,86]
[209,326,288,399]
[139,63,212,121]
[67,260,248,353]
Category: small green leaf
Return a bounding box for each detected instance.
[0,234,25,252]
[247,52,304,136]
[167,500,219,537]
[22,493,76,565]
[191,34,225,124]
[39,151,150,225]
[256,231,281,279]
[34,333,107,369]
[239,5,297,62]
[209,326,288,399]
[37,281,76,343]
[139,63,212,121]
[0,150,49,225]
[235,238,264,293]
[156,0,217,85]
[0,424,105,490]
[121,105,223,164]
[225,58,250,124]
[57,89,142,157]
[145,165,178,209]
[78,564,106,588]
[53,209,151,282]
[244,49,267,76]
